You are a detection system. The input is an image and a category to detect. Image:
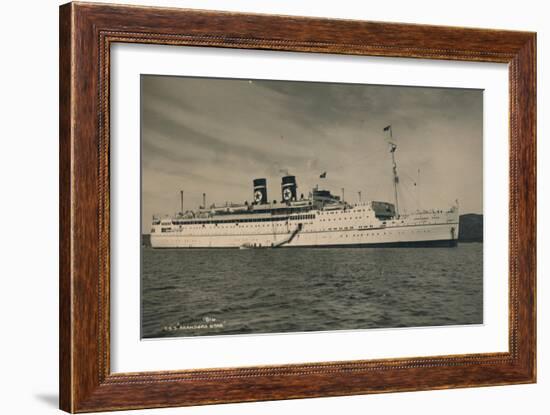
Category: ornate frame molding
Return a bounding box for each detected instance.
[60,2,536,412]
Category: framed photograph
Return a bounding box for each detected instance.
[59,2,536,412]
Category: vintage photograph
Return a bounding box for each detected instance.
[140,75,483,339]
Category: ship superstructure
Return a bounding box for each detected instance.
[149,127,459,249]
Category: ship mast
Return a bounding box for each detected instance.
[384,125,400,217]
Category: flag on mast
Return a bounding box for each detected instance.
[384,125,397,151]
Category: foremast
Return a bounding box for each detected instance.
[384,125,400,217]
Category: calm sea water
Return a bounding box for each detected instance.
[141,243,483,338]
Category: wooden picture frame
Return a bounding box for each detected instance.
[59,2,536,412]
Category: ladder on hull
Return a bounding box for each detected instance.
[273,224,302,248]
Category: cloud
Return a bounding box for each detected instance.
[141,75,482,229]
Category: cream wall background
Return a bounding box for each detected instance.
[0,0,546,414]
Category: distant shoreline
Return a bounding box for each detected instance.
[458,213,483,243]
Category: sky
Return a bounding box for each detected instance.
[141,75,483,230]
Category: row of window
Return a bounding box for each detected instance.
[170,214,316,225]
[164,209,385,226]
[320,209,371,215]
[320,216,371,222]
[289,214,315,221]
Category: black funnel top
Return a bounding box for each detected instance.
[253,178,268,205]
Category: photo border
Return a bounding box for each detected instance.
[112,46,508,372]
[59,2,536,412]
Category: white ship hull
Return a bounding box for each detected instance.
[150,205,459,249]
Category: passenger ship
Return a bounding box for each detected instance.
[150,128,459,249]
